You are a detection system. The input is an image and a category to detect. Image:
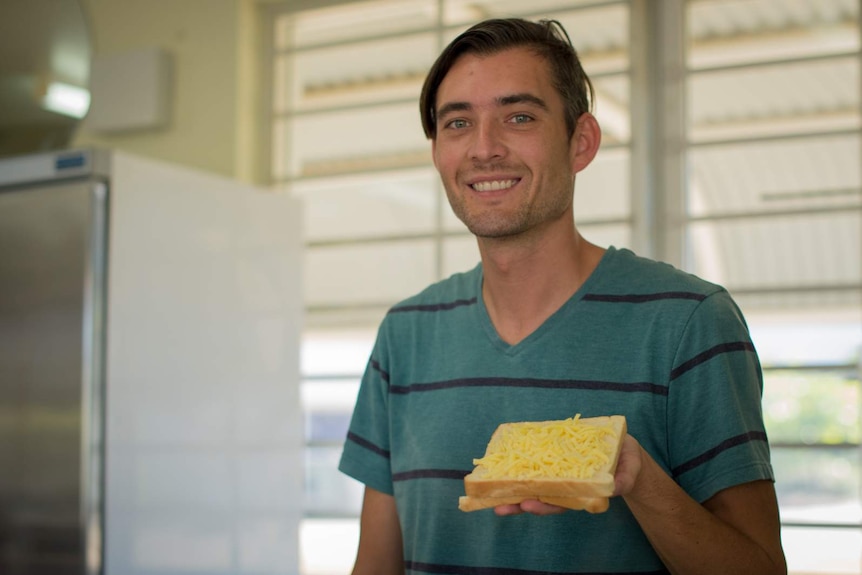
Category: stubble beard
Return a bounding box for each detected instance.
[445,177,573,240]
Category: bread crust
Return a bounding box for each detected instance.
[460,415,626,512]
[458,495,610,513]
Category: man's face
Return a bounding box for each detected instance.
[431,47,579,240]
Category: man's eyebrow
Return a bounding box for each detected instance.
[436,94,549,122]
[436,101,471,121]
[498,93,549,110]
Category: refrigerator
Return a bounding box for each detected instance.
[0,149,303,575]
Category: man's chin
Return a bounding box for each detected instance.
[455,208,530,239]
[468,223,526,240]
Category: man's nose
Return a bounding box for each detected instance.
[469,120,506,162]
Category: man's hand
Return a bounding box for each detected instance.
[493,498,567,516]
[613,433,645,496]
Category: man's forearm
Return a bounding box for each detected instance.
[353,488,405,575]
[621,440,786,575]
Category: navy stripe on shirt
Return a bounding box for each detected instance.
[370,358,390,383]
[583,291,707,303]
[390,297,478,314]
[670,341,756,381]
[346,431,390,459]
[406,560,670,575]
[390,377,668,396]
[672,430,768,478]
[392,469,469,482]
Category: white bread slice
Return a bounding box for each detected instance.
[459,415,626,513]
[458,494,609,513]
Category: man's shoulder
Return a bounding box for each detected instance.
[601,247,725,298]
[386,263,482,316]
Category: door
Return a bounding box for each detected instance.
[0,180,107,575]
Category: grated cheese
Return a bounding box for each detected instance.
[473,414,617,480]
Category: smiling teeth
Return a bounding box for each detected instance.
[472,180,517,192]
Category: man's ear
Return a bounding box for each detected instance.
[570,113,602,174]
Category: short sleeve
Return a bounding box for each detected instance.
[666,290,774,502]
[338,325,395,495]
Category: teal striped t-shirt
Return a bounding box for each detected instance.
[339,246,773,575]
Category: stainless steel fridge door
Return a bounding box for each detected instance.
[0,180,107,575]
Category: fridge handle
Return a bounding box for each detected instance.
[81,181,109,575]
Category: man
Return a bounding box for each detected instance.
[339,18,786,575]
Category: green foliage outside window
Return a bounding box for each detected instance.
[764,370,860,515]
[763,371,860,445]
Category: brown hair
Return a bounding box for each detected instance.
[419,18,595,139]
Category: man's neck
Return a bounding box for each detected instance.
[478,226,605,345]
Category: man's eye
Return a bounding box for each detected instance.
[446,119,469,129]
[510,114,533,124]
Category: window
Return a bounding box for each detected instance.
[267,0,861,572]
[685,0,862,570]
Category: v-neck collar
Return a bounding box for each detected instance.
[474,246,617,355]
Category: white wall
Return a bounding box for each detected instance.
[103,150,303,575]
[72,0,263,183]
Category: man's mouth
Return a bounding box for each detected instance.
[470,179,519,192]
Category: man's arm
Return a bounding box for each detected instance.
[498,434,786,575]
[352,486,404,575]
[615,434,786,575]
